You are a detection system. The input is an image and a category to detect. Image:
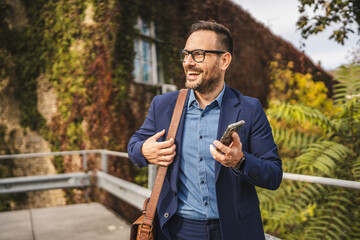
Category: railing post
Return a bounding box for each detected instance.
[148,164,158,190]
[83,153,89,203]
[101,151,108,173]
[82,152,87,171]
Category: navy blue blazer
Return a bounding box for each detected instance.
[128,85,282,240]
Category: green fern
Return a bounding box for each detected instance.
[260,64,360,239]
[305,190,354,240]
[272,126,319,152]
[267,101,337,132]
[353,156,360,180]
[333,64,360,105]
[296,141,351,175]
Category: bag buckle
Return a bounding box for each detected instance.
[140,223,153,232]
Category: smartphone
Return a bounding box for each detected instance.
[217,120,245,151]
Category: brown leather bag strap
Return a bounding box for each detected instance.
[142,89,188,227]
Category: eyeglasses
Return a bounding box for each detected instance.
[179,49,226,63]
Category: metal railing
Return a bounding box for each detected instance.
[1,150,360,191]
[0,149,160,190]
[2,150,359,240]
[1,150,360,210]
[0,172,90,194]
[0,149,128,173]
[0,150,152,211]
[283,172,360,190]
[97,171,151,210]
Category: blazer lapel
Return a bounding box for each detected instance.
[215,86,241,181]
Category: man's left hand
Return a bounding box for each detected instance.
[210,132,244,168]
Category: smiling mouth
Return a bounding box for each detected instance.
[188,71,200,75]
[186,70,202,79]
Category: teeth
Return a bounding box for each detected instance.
[188,71,200,74]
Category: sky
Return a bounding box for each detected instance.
[232,0,359,70]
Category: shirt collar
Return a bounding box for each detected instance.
[187,83,226,109]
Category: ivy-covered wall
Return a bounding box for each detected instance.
[0,0,333,218]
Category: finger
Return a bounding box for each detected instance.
[210,144,226,162]
[157,137,175,149]
[158,152,176,166]
[152,129,166,141]
[155,157,169,166]
[159,160,172,167]
[159,144,176,155]
[213,140,231,154]
[210,145,236,167]
[231,132,241,147]
[163,151,176,161]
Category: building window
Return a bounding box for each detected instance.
[133,17,163,85]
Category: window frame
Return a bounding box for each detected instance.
[133,17,164,85]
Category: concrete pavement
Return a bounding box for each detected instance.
[0,203,282,240]
[0,203,130,240]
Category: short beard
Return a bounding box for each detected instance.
[185,61,221,94]
[186,75,220,94]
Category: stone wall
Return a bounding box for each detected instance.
[0,74,66,209]
[0,0,66,209]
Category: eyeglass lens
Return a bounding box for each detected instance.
[180,50,205,62]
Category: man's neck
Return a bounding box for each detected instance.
[194,81,224,109]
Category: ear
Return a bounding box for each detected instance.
[220,52,232,71]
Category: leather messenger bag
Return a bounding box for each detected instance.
[130,89,188,240]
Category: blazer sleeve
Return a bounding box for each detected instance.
[236,99,282,190]
[127,96,158,168]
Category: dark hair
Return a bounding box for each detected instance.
[188,20,233,55]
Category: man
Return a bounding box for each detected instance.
[128,20,282,240]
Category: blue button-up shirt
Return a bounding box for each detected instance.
[176,85,225,220]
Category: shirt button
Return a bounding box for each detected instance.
[201,113,204,118]
[201,180,205,184]
[200,158,203,161]
[164,213,169,218]
[205,202,208,206]
[200,136,203,139]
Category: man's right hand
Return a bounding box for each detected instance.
[141,129,176,166]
